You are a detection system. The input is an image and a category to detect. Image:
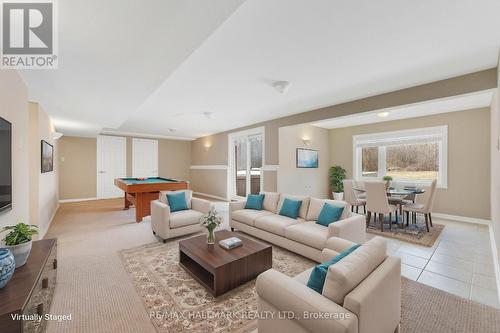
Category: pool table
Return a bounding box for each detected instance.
[114,177,189,222]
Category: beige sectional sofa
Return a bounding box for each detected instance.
[229,192,366,262]
[256,236,401,333]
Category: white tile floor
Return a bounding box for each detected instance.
[368,218,500,308]
[212,201,499,308]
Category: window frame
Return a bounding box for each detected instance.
[353,126,448,188]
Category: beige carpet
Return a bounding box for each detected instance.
[44,199,158,333]
[121,236,500,333]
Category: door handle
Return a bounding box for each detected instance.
[98,171,106,174]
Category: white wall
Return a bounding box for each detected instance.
[278,124,330,198]
[30,103,59,238]
[0,70,29,228]
[491,71,500,257]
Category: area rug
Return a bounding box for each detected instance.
[119,234,315,332]
[120,235,500,333]
[367,218,444,247]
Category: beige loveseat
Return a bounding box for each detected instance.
[229,192,366,262]
[257,236,401,333]
[151,190,211,242]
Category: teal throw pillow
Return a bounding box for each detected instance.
[307,244,361,293]
[166,192,189,212]
[316,203,344,226]
[279,198,302,219]
[245,194,265,210]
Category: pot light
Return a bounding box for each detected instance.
[272,81,291,94]
[377,112,390,118]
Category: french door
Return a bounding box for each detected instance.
[97,135,126,199]
[228,128,264,199]
[132,138,158,178]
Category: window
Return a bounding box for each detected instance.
[353,126,447,187]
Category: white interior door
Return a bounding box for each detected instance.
[97,135,126,199]
[132,138,158,178]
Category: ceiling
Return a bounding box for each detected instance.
[312,90,495,129]
[20,0,500,138]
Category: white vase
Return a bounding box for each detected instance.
[332,192,344,200]
[6,240,32,268]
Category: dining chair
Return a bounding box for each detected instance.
[365,181,398,232]
[353,180,367,199]
[343,179,366,213]
[402,179,437,232]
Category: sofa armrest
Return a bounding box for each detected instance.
[257,269,358,333]
[192,197,211,214]
[343,256,401,333]
[229,200,246,213]
[151,200,171,235]
[323,237,357,258]
[328,214,366,244]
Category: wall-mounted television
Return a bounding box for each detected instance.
[0,116,12,214]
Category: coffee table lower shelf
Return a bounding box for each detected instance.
[179,251,216,294]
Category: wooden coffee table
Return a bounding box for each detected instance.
[179,230,272,297]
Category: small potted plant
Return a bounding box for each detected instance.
[1,223,38,268]
[200,208,223,245]
[330,166,347,200]
[383,176,393,190]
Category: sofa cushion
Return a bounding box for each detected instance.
[279,198,302,219]
[285,222,329,250]
[261,192,280,213]
[159,190,192,208]
[169,209,204,229]
[277,194,310,219]
[307,244,360,293]
[231,209,274,226]
[322,236,387,304]
[245,194,265,210]
[255,214,304,237]
[316,203,344,226]
[166,192,189,212]
[294,267,314,285]
[307,198,348,221]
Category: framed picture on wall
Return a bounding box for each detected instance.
[296,148,319,168]
[41,140,54,173]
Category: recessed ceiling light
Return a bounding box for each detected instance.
[168,128,176,132]
[202,112,213,119]
[377,112,390,118]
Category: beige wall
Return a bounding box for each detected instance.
[190,69,496,199]
[0,70,29,229]
[329,108,491,219]
[278,124,330,198]
[59,136,97,200]
[28,102,59,238]
[58,136,191,200]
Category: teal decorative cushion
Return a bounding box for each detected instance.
[245,194,265,210]
[316,203,344,226]
[166,192,189,212]
[279,198,302,219]
[307,244,360,293]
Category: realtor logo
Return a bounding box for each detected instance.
[1,0,58,69]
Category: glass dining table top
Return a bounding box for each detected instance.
[353,187,426,196]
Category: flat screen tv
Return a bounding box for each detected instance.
[0,116,12,214]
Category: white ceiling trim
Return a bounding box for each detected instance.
[99,130,195,141]
[312,90,495,130]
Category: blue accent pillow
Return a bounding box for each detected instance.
[316,203,344,226]
[245,194,265,210]
[279,198,302,219]
[307,244,361,293]
[166,192,189,212]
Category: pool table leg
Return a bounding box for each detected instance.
[135,192,144,223]
[124,192,130,210]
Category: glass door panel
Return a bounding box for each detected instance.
[235,138,247,197]
[249,135,262,194]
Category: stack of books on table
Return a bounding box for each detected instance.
[219,237,243,249]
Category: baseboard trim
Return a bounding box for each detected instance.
[59,197,98,203]
[432,213,490,225]
[193,192,229,202]
[190,165,228,170]
[487,223,500,302]
[40,203,59,239]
